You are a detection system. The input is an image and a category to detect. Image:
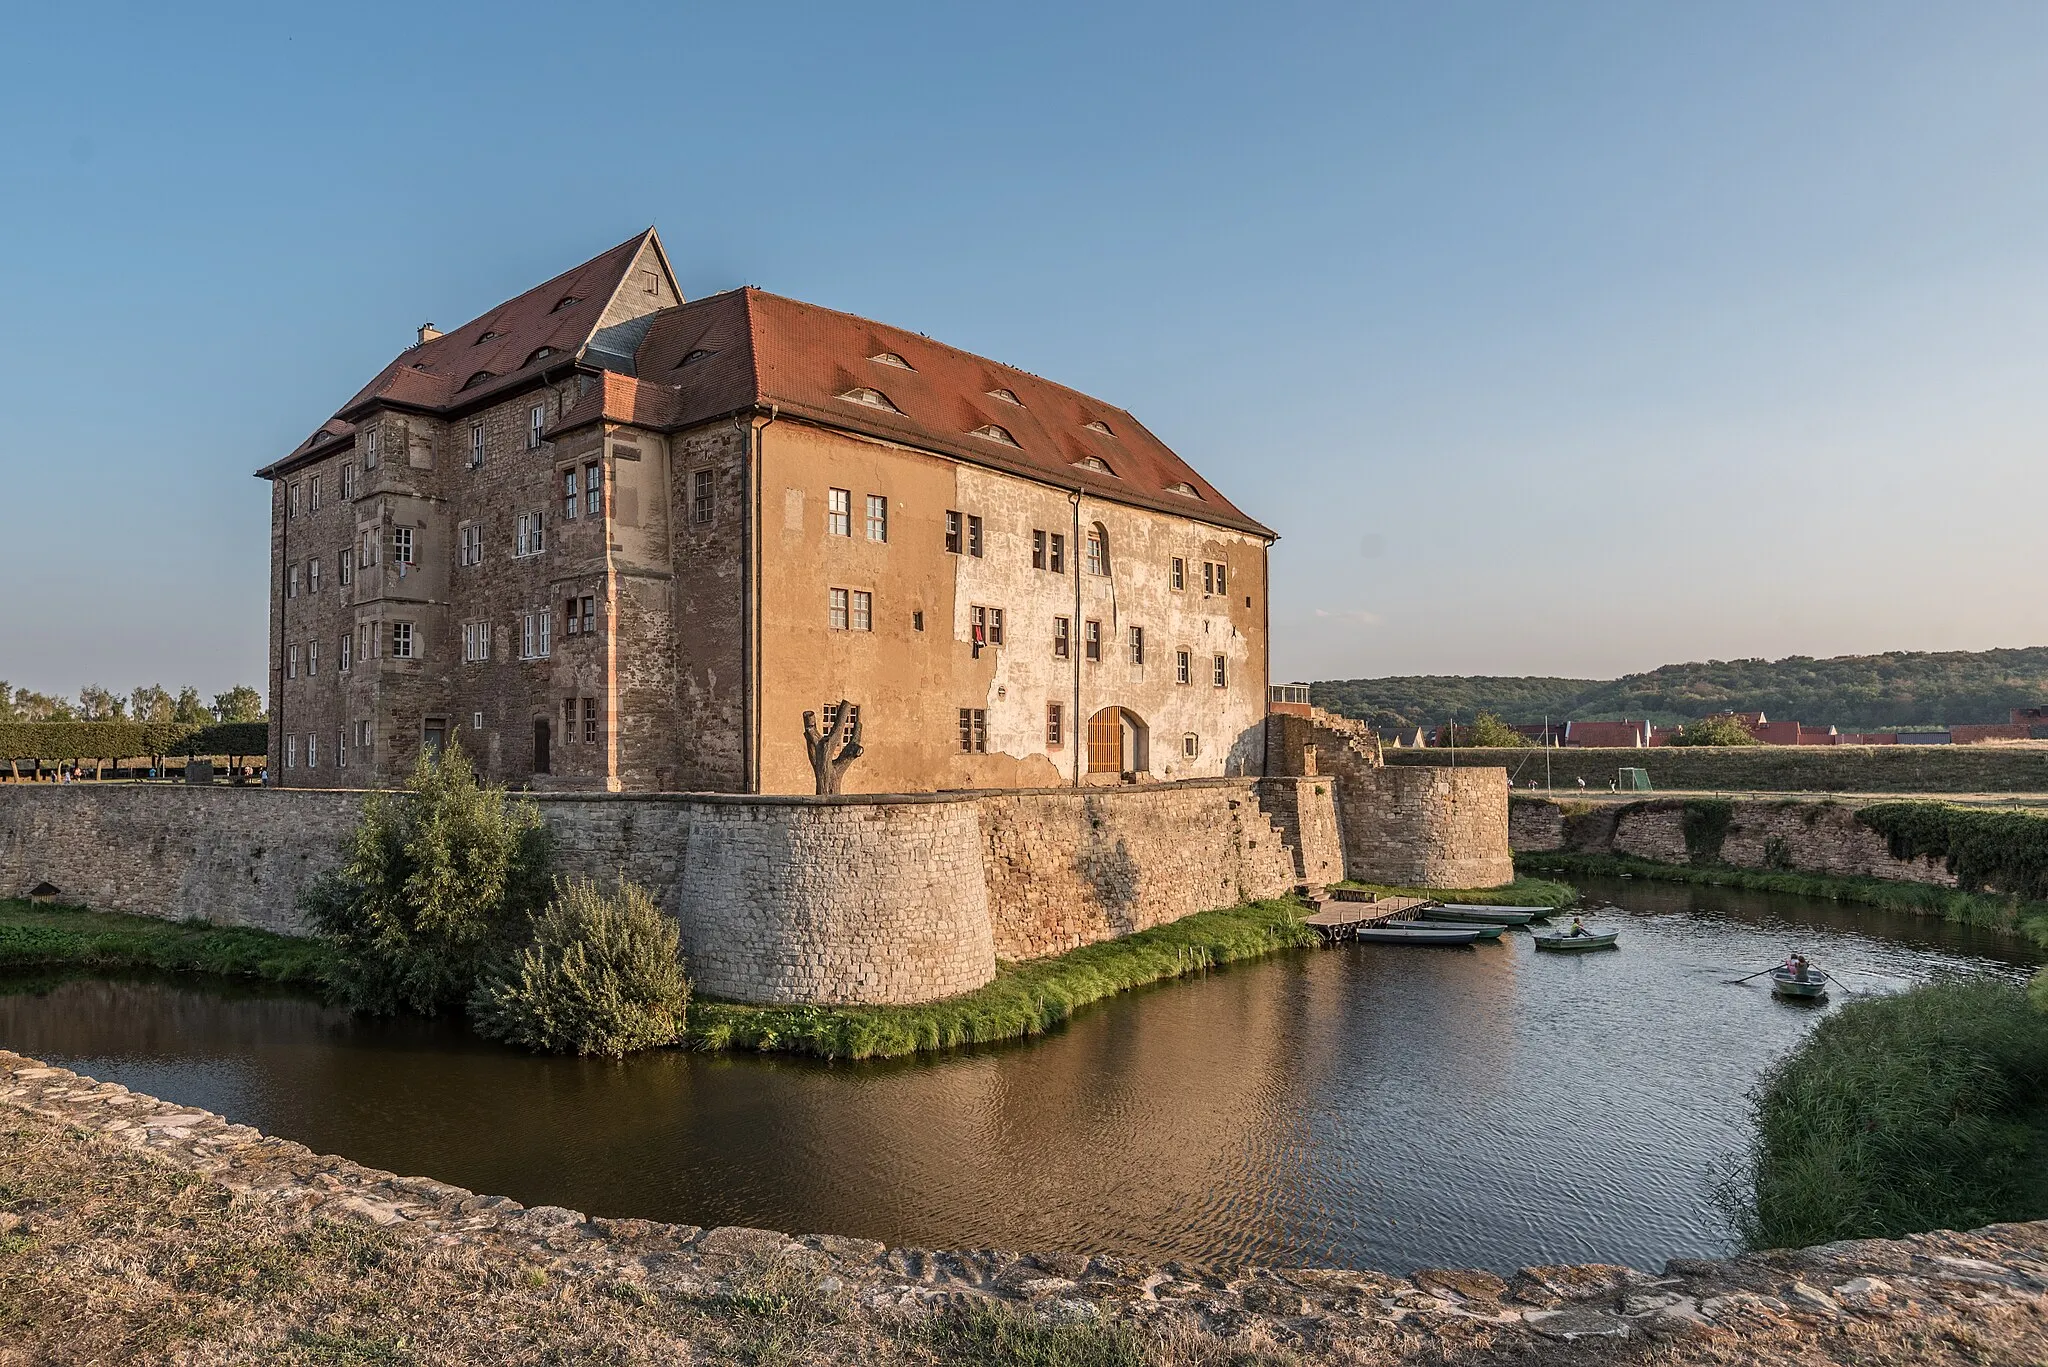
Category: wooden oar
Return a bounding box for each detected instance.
[1725,965,1779,985]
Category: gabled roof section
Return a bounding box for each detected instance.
[258,230,673,477]
[623,288,1272,537]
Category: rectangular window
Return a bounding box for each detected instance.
[341,462,356,499]
[1176,649,1191,685]
[520,611,551,659]
[308,640,319,676]
[337,728,348,768]
[460,523,482,566]
[514,512,539,557]
[1032,530,1046,569]
[987,606,1003,645]
[563,594,593,636]
[1053,616,1070,659]
[1129,625,1144,665]
[340,633,353,672]
[289,482,302,519]
[821,702,860,735]
[391,622,415,659]
[829,587,849,630]
[693,469,714,525]
[1172,556,1186,590]
[288,563,299,598]
[1049,532,1065,574]
[945,510,962,553]
[584,463,602,517]
[1084,619,1101,662]
[1047,702,1064,748]
[851,590,873,632]
[286,734,298,769]
[866,493,887,542]
[957,707,987,753]
[469,423,485,468]
[338,551,351,587]
[967,514,983,557]
[355,720,371,750]
[583,698,599,747]
[309,474,322,512]
[391,526,415,565]
[563,697,577,744]
[1183,733,1199,760]
[528,405,545,450]
[563,469,579,520]
[1204,560,1227,595]
[307,733,319,768]
[827,487,851,536]
[1087,528,1107,576]
[286,644,299,679]
[359,527,376,568]
[309,558,321,594]
[364,428,380,469]
[1213,654,1228,687]
[462,622,490,662]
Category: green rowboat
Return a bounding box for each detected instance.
[1770,968,1829,999]
[1533,931,1620,952]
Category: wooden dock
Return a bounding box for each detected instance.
[1301,893,1432,941]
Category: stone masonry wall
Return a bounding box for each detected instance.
[1510,796,1960,886]
[1343,767,1515,888]
[0,779,1345,1004]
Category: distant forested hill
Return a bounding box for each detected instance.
[1311,647,2048,730]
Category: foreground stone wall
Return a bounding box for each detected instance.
[0,779,1345,1005]
[1343,767,1515,888]
[8,1051,2045,1364]
[1510,796,1959,886]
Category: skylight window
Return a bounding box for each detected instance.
[1166,481,1202,498]
[1073,455,1115,475]
[971,424,1020,447]
[524,347,554,366]
[461,370,494,391]
[840,387,903,412]
[1084,420,1114,436]
[551,296,581,313]
[988,388,1023,405]
[678,349,715,367]
[870,352,915,370]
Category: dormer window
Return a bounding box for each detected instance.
[971,424,1019,447]
[1084,420,1114,436]
[551,295,581,313]
[1073,455,1115,475]
[475,331,501,343]
[1166,481,1201,498]
[461,370,494,391]
[678,348,716,367]
[524,347,554,366]
[840,387,903,412]
[870,352,915,370]
[988,388,1023,405]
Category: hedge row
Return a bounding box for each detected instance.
[1389,744,2048,793]
[0,721,269,762]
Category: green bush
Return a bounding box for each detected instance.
[1736,979,2048,1249]
[1666,715,1763,746]
[470,879,690,1057]
[1857,803,2048,902]
[1449,712,1531,747]
[303,747,551,1015]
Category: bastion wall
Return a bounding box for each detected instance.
[0,776,1374,1005]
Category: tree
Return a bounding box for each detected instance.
[129,685,176,724]
[802,701,865,795]
[303,745,553,1016]
[1455,712,1532,748]
[212,685,266,722]
[172,686,210,725]
[3,686,75,722]
[75,685,126,721]
[1668,714,1764,747]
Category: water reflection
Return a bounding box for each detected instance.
[1,878,2036,1273]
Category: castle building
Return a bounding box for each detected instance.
[257,230,1275,793]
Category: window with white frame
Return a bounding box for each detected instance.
[957,708,987,753]
[340,632,352,672]
[827,487,851,536]
[390,526,415,565]
[1203,560,1228,594]
[1183,733,1200,759]
[1171,556,1186,590]
[308,558,321,594]
[1176,648,1191,684]
[971,604,1003,646]
[851,590,872,632]
[829,587,849,630]
[866,494,887,542]
[562,468,579,519]
[338,549,351,587]
[520,610,551,659]
[1049,531,1065,573]
[390,622,415,659]
[967,514,983,557]
[337,727,348,767]
[515,511,545,557]
[354,719,371,750]
[1046,702,1064,748]
[364,428,380,468]
[693,469,714,524]
[1086,524,1108,575]
[341,461,357,499]
[565,594,595,636]
[528,405,545,450]
[358,527,377,568]
[286,734,298,768]
[469,422,485,468]
[562,697,577,743]
[309,474,322,512]
[945,510,962,553]
[1213,654,1227,687]
[288,563,300,598]
[308,640,319,676]
[463,621,491,662]
[583,697,599,746]
[584,462,601,517]
[460,523,483,566]
[1084,619,1101,662]
[1128,625,1144,665]
[289,482,302,519]
[307,733,319,768]
[1053,616,1070,659]
[287,644,299,679]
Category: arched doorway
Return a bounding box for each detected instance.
[1086,707,1149,776]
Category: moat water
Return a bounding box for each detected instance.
[2,876,2038,1274]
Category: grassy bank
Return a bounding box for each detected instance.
[689,897,1320,1060]
[1515,851,2048,952]
[0,899,338,987]
[1336,874,1576,910]
[1736,978,2048,1249]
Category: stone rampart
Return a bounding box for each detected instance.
[0,778,1347,1005]
[1510,796,1959,885]
[1343,767,1514,887]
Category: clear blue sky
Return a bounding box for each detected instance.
[5,1,2046,699]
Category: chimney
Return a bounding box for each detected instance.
[417,322,442,345]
